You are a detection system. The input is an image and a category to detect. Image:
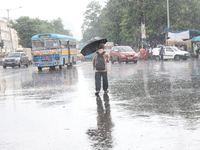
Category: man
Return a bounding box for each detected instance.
[159,46,165,60]
[92,43,110,95]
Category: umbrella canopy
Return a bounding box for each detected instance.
[191,36,200,42]
[80,37,107,56]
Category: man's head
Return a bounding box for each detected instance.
[99,43,104,49]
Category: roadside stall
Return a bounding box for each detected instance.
[191,36,200,58]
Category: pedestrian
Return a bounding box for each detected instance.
[149,46,153,59]
[159,46,165,60]
[196,45,200,58]
[92,43,110,95]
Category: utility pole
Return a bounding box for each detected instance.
[167,0,170,29]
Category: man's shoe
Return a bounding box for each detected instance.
[95,91,99,96]
[104,90,109,94]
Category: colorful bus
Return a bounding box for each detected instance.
[31,34,77,71]
[104,42,114,53]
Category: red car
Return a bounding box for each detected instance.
[109,46,138,64]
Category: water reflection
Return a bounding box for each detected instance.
[110,60,200,130]
[32,67,78,88]
[87,94,114,150]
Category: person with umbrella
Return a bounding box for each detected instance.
[81,37,109,95]
[92,43,110,95]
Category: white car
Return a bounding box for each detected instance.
[152,46,190,61]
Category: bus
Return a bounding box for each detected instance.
[31,34,77,71]
[104,42,114,53]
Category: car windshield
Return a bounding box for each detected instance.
[7,53,21,57]
[119,47,133,52]
[171,47,181,51]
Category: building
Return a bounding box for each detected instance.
[0,17,19,54]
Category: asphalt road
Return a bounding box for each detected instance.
[0,59,200,150]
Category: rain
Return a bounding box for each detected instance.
[1,0,200,149]
[0,58,200,150]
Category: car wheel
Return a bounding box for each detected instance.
[134,60,137,64]
[118,58,121,64]
[174,55,180,61]
[110,57,114,64]
[155,56,160,61]
[26,62,29,67]
[59,65,62,69]
[3,65,7,69]
[18,62,22,68]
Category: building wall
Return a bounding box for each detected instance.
[0,17,19,54]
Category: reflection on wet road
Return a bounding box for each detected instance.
[0,59,200,150]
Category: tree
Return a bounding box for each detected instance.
[82,0,200,48]
[82,0,102,42]
[11,17,72,48]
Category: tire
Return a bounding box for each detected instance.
[174,55,180,61]
[38,67,42,71]
[118,58,121,64]
[18,62,22,68]
[3,66,7,69]
[26,62,29,67]
[134,60,137,64]
[59,65,62,69]
[155,56,160,61]
[111,57,114,64]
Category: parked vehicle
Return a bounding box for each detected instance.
[15,48,32,64]
[110,46,138,64]
[83,53,94,61]
[152,46,190,61]
[2,52,29,68]
[104,42,114,53]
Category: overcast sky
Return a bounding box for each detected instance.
[0,0,106,40]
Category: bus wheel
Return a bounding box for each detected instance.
[38,67,42,71]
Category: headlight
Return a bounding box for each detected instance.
[120,54,125,57]
[14,59,20,63]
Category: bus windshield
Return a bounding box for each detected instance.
[32,40,58,50]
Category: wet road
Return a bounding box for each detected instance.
[0,59,200,150]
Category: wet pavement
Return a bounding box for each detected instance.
[0,58,200,150]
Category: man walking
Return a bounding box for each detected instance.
[159,46,165,60]
[92,43,110,95]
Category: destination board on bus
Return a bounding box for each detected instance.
[39,35,50,38]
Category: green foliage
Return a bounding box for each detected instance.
[11,17,72,48]
[82,0,200,47]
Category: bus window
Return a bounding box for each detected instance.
[33,41,45,48]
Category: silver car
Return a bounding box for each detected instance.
[2,52,29,68]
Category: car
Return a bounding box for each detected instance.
[110,46,138,64]
[83,53,94,61]
[2,52,29,68]
[152,46,190,61]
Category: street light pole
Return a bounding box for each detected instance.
[167,0,170,29]
[0,7,21,52]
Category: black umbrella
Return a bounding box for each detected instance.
[80,37,107,56]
